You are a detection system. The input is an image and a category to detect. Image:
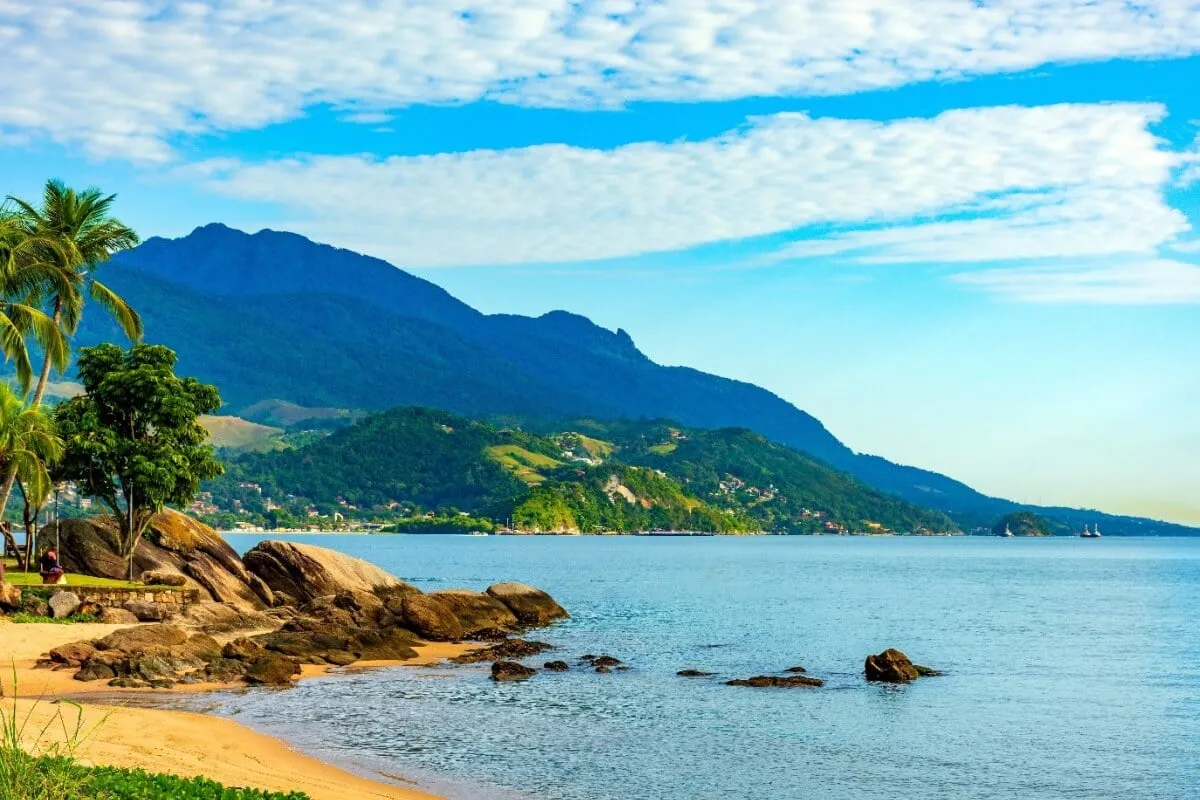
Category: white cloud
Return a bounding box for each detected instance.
[3,1,1200,160]
[196,103,1189,273]
[953,260,1200,303]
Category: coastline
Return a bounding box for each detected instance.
[2,619,472,800]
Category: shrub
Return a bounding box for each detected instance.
[11,614,100,625]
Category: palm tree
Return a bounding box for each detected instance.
[0,212,71,392]
[8,179,142,407]
[0,384,62,570]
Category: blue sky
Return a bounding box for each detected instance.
[2,2,1199,524]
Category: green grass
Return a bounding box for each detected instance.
[647,442,677,455]
[2,559,179,590]
[10,614,100,625]
[574,435,613,458]
[485,445,565,486]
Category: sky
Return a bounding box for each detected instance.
[1,1,1199,525]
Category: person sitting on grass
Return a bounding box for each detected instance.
[39,548,66,585]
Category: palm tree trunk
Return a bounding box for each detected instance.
[30,297,63,409]
[0,300,63,526]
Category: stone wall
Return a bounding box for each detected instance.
[71,587,199,609]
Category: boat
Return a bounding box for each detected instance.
[1080,524,1102,538]
[467,531,489,536]
[1000,523,1014,537]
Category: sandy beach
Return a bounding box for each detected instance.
[2,618,471,800]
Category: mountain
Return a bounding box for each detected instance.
[205,407,959,534]
[61,223,1194,536]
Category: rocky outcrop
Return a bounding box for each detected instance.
[491,661,536,682]
[864,648,940,683]
[677,669,714,677]
[243,540,413,604]
[95,624,190,653]
[451,639,552,664]
[396,594,463,642]
[46,510,271,610]
[428,589,519,635]
[727,674,825,688]
[97,607,139,624]
[142,569,187,587]
[485,582,569,626]
[544,660,569,672]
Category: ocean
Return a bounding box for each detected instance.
[212,534,1199,800]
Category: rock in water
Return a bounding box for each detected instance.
[243,540,415,604]
[491,661,537,682]
[677,669,714,677]
[485,582,569,626]
[428,590,519,635]
[398,594,464,642]
[544,661,570,672]
[48,591,81,619]
[864,648,938,683]
[726,675,825,688]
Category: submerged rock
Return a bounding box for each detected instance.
[491,661,537,682]
[726,675,824,688]
[677,669,714,678]
[544,660,570,672]
[864,648,939,683]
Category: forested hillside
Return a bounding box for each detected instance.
[205,408,959,534]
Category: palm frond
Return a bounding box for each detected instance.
[89,279,143,341]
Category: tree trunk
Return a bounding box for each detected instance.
[30,297,64,409]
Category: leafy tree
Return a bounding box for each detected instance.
[0,384,62,568]
[54,344,222,579]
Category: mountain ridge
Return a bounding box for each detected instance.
[54,222,1193,535]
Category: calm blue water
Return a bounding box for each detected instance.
[212,535,1199,800]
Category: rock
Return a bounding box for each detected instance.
[785,666,807,673]
[300,590,390,629]
[148,679,175,689]
[122,601,177,622]
[464,627,513,642]
[243,540,414,605]
[49,642,96,667]
[428,590,518,635]
[583,655,622,668]
[398,594,464,642]
[491,661,536,682]
[915,665,943,677]
[107,677,149,689]
[179,634,223,663]
[323,651,359,667]
[244,653,302,686]
[74,662,115,682]
[595,665,612,674]
[77,602,104,618]
[485,582,569,626]
[864,648,931,684]
[677,669,714,677]
[142,569,187,587]
[177,602,272,634]
[223,637,266,662]
[129,647,205,682]
[726,675,825,688]
[95,624,189,653]
[451,639,553,664]
[45,510,272,610]
[544,661,569,672]
[97,607,139,625]
[48,591,82,619]
[205,658,248,682]
[0,580,21,610]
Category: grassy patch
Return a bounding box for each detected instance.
[575,435,613,458]
[200,415,286,453]
[2,560,178,590]
[10,614,100,625]
[647,442,677,455]
[485,445,565,486]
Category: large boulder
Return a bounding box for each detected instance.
[1,580,23,611]
[726,674,824,688]
[864,648,940,683]
[46,510,271,610]
[398,594,463,642]
[95,624,189,653]
[48,591,82,619]
[485,583,568,626]
[244,540,414,604]
[97,607,139,624]
[428,589,519,635]
[176,602,272,634]
[244,653,302,686]
[491,661,537,682]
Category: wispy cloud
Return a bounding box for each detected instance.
[194,103,1188,278]
[3,1,1200,160]
[953,260,1200,303]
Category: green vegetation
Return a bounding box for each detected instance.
[10,613,99,625]
[54,344,223,578]
[206,407,958,534]
[384,515,495,534]
[200,415,285,453]
[992,511,1061,537]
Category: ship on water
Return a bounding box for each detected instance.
[1080,524,1102,538]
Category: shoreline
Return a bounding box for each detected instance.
[2,619,474,800]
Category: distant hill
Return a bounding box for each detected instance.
[991,511,1064,537]
[53,223,1194,536]
[200,415,285,453]
[205,407,959,534]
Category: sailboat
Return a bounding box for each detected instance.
[1080,523,1102,538]
[1000,523,1014,537]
